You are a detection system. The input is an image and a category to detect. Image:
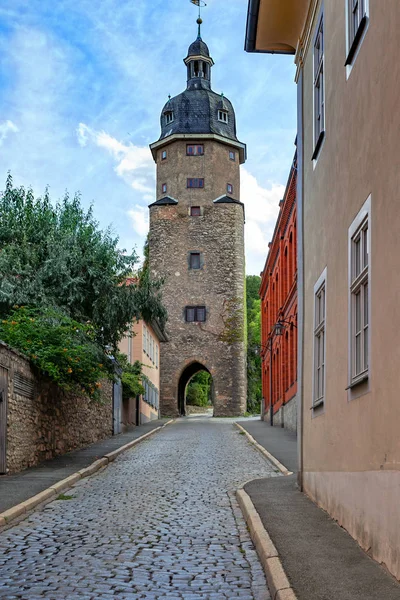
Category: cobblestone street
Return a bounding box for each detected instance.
[0,417,277,600]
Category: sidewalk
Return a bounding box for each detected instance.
[238,419,400,600]
[0,419,168,513]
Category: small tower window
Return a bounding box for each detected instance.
[227,183,233,195]
[187,178,204,189]
[185,306,206,323]
[218,110,228,123]
[189,252,201,270]
[229,151,235,161]
[190,206,201,216]
[161,150,167,161]
[187,144,204,156]
[162,183,167,194]
[165,111,174,125]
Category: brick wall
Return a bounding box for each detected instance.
[0,342,112,474]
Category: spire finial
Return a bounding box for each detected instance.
[190,0,207,38]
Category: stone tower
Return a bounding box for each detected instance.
[148,27,247,417]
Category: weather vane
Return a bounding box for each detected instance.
[190,0,207,37]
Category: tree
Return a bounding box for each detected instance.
[0,175,167,398]
[186,371,212,407]
[0,174,167,348]
[246,275,262,413]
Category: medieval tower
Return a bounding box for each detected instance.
[148,23,247,417]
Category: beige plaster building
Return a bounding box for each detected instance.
[246,0,400,581]
[119,320,166,425]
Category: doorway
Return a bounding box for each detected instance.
[178,362,213,416]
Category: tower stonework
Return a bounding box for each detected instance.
[148,32,247,417]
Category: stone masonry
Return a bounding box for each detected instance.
[148,33,247,417]
[0,342,112,474]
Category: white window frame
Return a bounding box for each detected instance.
[218,110,228,123]
[155,344,159,368]
[142,325,146,353]
[165,111,174,125]
[345,0,369,76]
[312,9,325,162]
[348,195,371,389]
[312,267,327,410]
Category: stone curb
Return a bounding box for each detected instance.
[237,488,297,600]
[0,419,175,528]
[234,422,293,476]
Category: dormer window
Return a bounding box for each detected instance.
[165,111,174,125]
[218,110,228,123]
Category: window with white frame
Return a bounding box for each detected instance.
[155,344,159,368]
[143,325,146,353]
[312,12,325,159]
[346,0,368,66]
[313,270,326,407]
[349,203,369,384]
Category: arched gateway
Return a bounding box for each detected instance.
[148,23,247,417]
[178,362,213,416]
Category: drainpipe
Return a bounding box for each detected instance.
[269,342,273,427]
[296,71,304,490]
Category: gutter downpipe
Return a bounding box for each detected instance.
[269,341,273,427]
[244,0,261,52]
[296,70,304,491]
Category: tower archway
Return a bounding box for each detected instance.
[178,362,213,416]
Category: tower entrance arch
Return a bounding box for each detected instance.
[178,362,213,416]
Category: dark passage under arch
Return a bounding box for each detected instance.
[178,362,212,416]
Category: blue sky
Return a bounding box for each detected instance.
[0,0,297,275]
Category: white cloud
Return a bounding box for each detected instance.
[76,122,155,195]
[128,205,149,237]
[241,168,285,274]
[0,120,19,146]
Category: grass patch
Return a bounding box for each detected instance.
[56,494,74,501]
[239,431,246,435]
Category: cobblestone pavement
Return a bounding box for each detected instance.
[0,416,278,600]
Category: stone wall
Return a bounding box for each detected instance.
[149,138,247,417]
[0,343,112,474]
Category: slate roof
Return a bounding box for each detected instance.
[159,37,238,143]
[160,88,238,142]
[148,196,178,208]
[186,37,210,58]
[213,195,243,205]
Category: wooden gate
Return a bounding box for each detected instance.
[0,366,8,474]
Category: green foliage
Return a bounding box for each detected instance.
[186,371,212,407]
[0,175,167,397]
[0,174,167,347]
[116,352,145,400]
[0,306,110,399]
[246,275,262,414]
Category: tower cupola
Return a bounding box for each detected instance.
[184,21,214,90]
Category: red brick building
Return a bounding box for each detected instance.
[259,152,297,430]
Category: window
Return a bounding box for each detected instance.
[189,252,201,270]
[187,144,204,156]
[187,178,204,189]
[155,344,159,368]
[165,111,174,125]
[185,306,206,323]
[162,183,167,194]
[312,12,325,159]
[227,183,233,195]
[161,150,167,161]
[218,110,228,123]
[349,199,370,385]
[190,206,201,216]
[142,325,146,353]
[313,270,326,407]
[229,151,235,161]
[346,0,368,66]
